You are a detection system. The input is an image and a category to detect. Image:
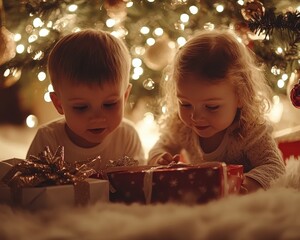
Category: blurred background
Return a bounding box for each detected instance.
[0,0,300,159]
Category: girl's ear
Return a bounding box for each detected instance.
[124,83,132,102]
[50,92,64,115]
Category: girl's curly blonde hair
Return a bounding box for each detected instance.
[160,28,272,137]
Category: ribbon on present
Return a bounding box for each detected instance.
[143,161,192,204]
[2,146,98,207]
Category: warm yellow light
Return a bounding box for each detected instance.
[33,51,43,60]
[277,79,285,88]
[3,69,10,77]
[203,22,215,30]
[276,47,283,54]
[33,18,43,28]
[134,67,144,76]
[44,92,51,102]
[134,46,145,55]
[38,71,46,81]
[48,84,54,92]
[271,66,281,75]
[14,33,21,41]
[106,19,116,28]
[189,6,198,14]
[177,36,186,47]
[68,4,78,12]
[216,4,224,12]
[132,73,140,80]
[282,73,288,81]
[28,34,38,43]
[140,26,150,34]
[39,28,50,37]
[180,13,189,23]
[16,44,25,54]
[26,115,38,128]
[146,38,155,46]
[267,95,283,123]
[126,1,133,7]
[132,58,142,67]
[153,27,163,36]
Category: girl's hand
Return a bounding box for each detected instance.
[240,177,262,194]
[157,153,181,165]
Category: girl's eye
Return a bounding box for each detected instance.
[179,101,191,108]
[206,105,219,111]
[73,106,88,111]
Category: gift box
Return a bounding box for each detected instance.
[96,162,243,204]
[0,146,109,210]
[0,178,109,210]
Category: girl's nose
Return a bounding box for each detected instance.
[191,107,204,122]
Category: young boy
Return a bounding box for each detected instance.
[26,29,145,165]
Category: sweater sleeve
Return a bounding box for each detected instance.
[243,123,285,189]
[147,131,182,165]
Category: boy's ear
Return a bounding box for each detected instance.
[124,83,132,102]
[50,92,64,115]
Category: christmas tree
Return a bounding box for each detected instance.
[0,0,299,126]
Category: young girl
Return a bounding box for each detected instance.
[27,29,145,165]
[148,29,285,193]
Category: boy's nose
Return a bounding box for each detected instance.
[91,109,106,121]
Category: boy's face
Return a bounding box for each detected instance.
[50,81,131,148]
[176,74,240,140]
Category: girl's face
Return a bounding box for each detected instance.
[50,81,131,148]
[176,74,240,139]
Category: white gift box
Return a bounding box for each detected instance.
[0,158,109,210]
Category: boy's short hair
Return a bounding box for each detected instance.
[48,29,131,91]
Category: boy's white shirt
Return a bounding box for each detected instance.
[27,118,145,165]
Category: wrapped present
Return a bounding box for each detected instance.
[96,162,243,204]
[0,146,109,210]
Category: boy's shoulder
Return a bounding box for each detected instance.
[37,118,65,134]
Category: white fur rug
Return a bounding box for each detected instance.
[0,157,299,240]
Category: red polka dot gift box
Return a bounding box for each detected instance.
[95,162,243,204]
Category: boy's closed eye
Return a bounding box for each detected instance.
[73,105,88,111]
[103,102,117,107]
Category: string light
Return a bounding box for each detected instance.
[140,26,150,35]
[44,92,51,102]
[26,115,38,128]
[132,58,142,67]
[189,6,198,15]
[215,4,224,13]
[16,44,25,54]
[153,27,163,37]
[277,79,285,88]
[68,4,78,12]
[38,71,46,81]
[146,38,155,46]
